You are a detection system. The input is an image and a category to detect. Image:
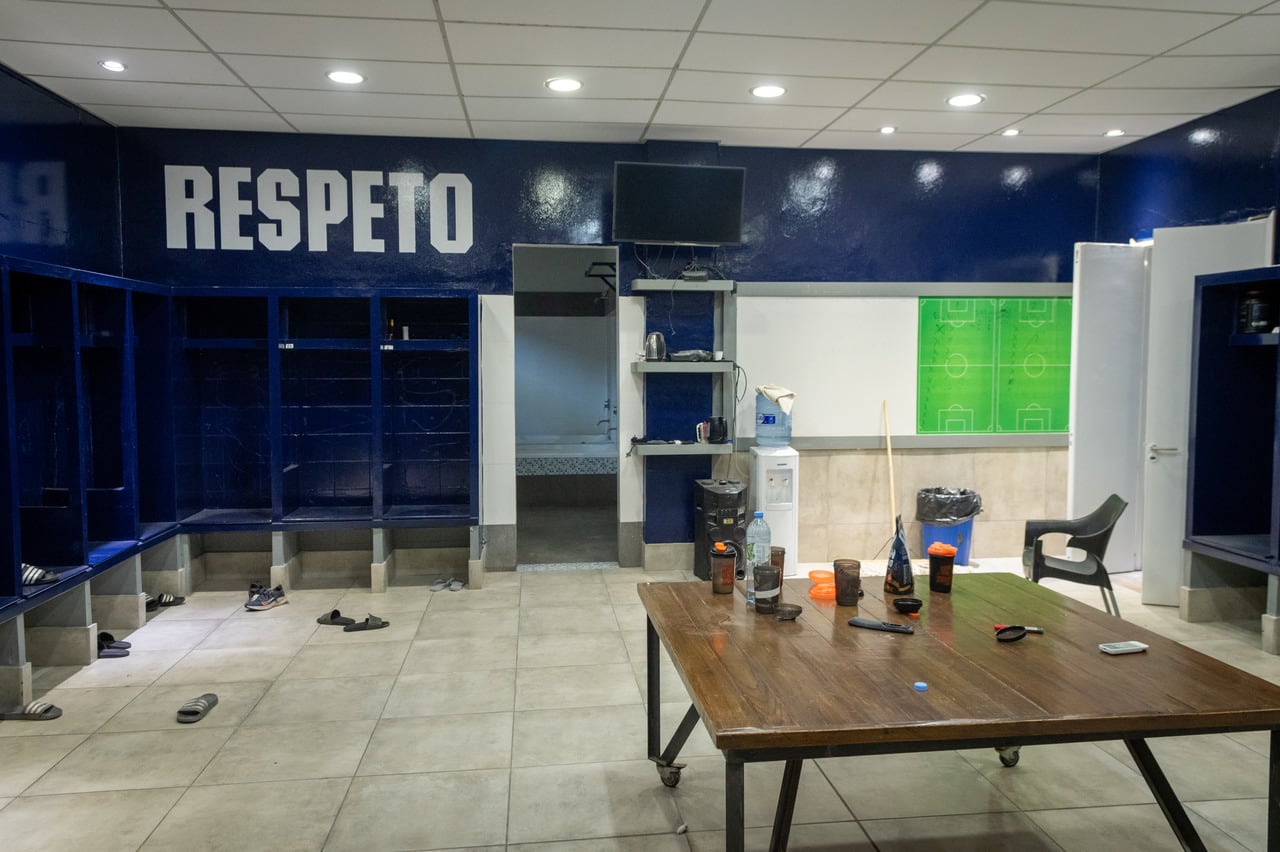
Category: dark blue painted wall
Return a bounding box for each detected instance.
[1097,88,1280,250]
[0,66,120,271]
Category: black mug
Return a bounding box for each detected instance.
[707,416,728,444]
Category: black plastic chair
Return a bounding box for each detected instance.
[1022,494,1128,616]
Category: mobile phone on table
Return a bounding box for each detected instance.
[1099,641,1148,655]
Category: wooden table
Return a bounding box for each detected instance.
[638,573,1280,852]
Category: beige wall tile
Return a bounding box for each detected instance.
[972,520,1027,560]
[971,448,1046,522]
[798,452,829,526]
[1046,448,1068,517]
[798,523,828,563]
[827,450,892,525]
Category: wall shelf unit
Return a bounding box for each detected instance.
[631,278,734,292]
[632,442,733,456]
[631,360,734,374]
[1186,264,1280,575]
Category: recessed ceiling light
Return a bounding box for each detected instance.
[751,84,786,98]
[947,93,985,108]
[879,126,896,135]
[545,77,582,92]
[1002,128,1020,137]
[327,70,364,85]
[1104,128,1125,137]
[98,60,126,73]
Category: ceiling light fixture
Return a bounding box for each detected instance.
[1104,128,1125,137]
[327,70,364,85]
[879,126,896,135]
[1002,128,1020,137]
[947,93,985,107]
[98,60,126,73]
[545,77,582,92]
[751,84,786,98]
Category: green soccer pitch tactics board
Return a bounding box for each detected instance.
[917,297,1071,434]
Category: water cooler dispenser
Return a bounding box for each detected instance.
[750,446,800,577]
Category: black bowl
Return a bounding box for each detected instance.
[892,597,923,615]
[775,603,803,621]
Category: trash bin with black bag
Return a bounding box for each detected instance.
[916,487,982,566]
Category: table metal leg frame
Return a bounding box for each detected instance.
[1124,738,1206,852]
[1270,730,1279,850]
[646,618,700,787]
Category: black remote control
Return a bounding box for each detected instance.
[848,617,914,634]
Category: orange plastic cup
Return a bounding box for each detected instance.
[808,582,836,600]
[808,569,834,584]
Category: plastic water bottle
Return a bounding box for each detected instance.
[755,393,792,447]
[745,511,771,607]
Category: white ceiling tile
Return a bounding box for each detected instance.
[455,65,669,99]
[439,0,699,30]
[223,55,457,95]
[282,115,472,137]
[1012,0,1262,12]
[464,97,654,123]
[957,134,1125,154]
[471,121,647,143]
[645,124,818,148]
[0,1,203,50]
[258,89,464,119]
[682,33,922,78]
[1045,87,1273,114]
[31,77,265,111]
[653,100,845,129]
[1102,55,1280,87]
[93,105,294,131]
[942,1,1231,54]
[858,81,1080,113]
[1013,113,1198,136]
[699,0,980,42]
[1259,1,1280,11]
[174,11,445,61]
[36,0,160,5]
[830,109,1026,135]
[169,0,433,16]
[1170,15,1280,55]
[898,46,1146,87]
[805,129,981,151]
[666,70,877,107]
[0,41,236,84]
[445,23,686,67]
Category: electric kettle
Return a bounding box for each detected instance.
[644,332,666,361]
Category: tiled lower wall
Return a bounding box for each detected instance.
[719,446,1067,564]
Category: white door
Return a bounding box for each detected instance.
[1069,243,1149,573]
[1141,215,1275,605]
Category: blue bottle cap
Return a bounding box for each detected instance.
[913,681,928,691]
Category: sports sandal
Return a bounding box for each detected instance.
[0,701,63,721]
[21,563,59,586]
[98,637,129,659]
[98,631,131,650]
[317,609,355,626]
[343,614,389,632]
[176,693,218,724]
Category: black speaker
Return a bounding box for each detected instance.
[693,479,748,580]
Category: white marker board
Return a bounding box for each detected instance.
[733,296,919,439]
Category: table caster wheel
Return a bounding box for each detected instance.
[657,764,683,787]
[996,746,1020,767]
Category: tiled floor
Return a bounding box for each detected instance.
[0,567,1274,851]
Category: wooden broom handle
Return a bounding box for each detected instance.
[883,400,897,524]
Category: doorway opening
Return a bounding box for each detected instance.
[512,245,619,566]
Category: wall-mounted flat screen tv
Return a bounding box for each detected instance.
[612,161,745,246]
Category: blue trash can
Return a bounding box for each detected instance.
[921,518,975,566]
[916,487,982,566]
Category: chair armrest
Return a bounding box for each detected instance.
[1023,515,1093,546]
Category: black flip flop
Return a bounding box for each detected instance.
[99,631,131,650]
[98,637,129,658]
[176,693,218,723]
[343,614,389,632]
[317,609,356,626]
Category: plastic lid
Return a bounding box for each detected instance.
[713,541,728,553]
[927,542,958,556]
[913,681,928,691]
[754,511,764,517]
